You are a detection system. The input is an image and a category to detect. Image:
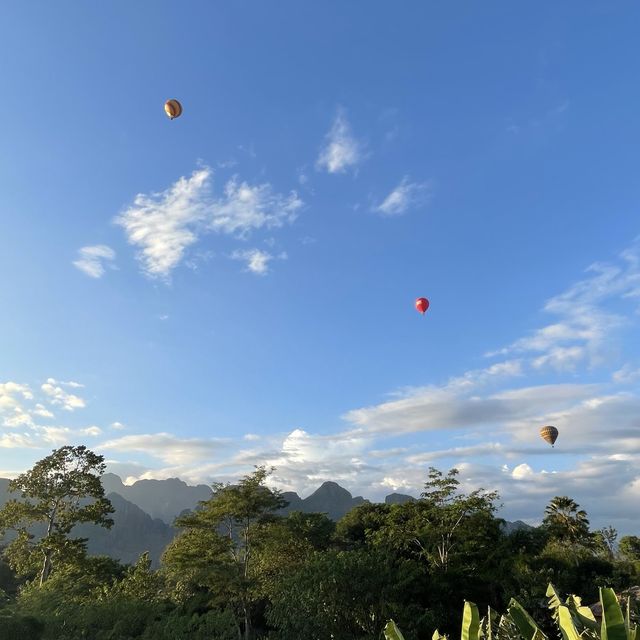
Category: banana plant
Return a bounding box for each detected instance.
[601,587,629,640]
[385,584,637,640]
[625,596,638,640]
[508,597,547,640]
[384,620,406,640]
[547,582,598,640]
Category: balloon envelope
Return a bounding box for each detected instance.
[415,297,429,314]
[164,99,183,120]
[539,425,558,447]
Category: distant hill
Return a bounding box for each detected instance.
[101,473,212,524]
[75,492,175,567]
[0,474,535,567]
[279,481,369,521]
[500,519,535,535]
[102,476,371,524]
[0,478,13,509]
[385,493,416,505]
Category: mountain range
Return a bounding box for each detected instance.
[0,475,531,567]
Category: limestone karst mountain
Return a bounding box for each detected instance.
[0,474,534,567]
[100,473,212,524]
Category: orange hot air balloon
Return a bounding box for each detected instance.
[540,425,559,447]
[415,297,429,314]
[164,99,183,120]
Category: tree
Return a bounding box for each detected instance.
[593,526,617,559]
[542,496,591,547]
[0,446,114,585]
[163,466,287,640]
[267,549,422,640]
[253,511,335,600]
[618,536,640,563]
[416,467,500,572]
[335,503,392,548]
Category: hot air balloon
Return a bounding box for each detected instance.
[415,297,429,314]
[164,99,183,120]
[540,425,558,447]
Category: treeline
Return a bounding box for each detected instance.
[0,446,638,640]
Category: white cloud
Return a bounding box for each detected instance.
[32,404,53,418]
[374,177,432,216]
[343,361,531,435]
[110,422,126,430]
[210,177,302,236]
[73,245,116,278]
[0,383,35,428]
[316,109,363,174]
[98,432,230,465]
[0,383,33,410]
[511,463,534,479]
[0,433,39,449]
[613,364,640,384]
[488,243,640,371]
[46,378,84,389]
[81,426,102,437]
[115,167,302,280]
[41,382,86,411]
[115,168,210,279]
[39,426,73,445]
[231,249,282,275]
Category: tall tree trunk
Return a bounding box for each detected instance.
[243,603,251,640]
[39,504,58,586]
[39,548,53,586]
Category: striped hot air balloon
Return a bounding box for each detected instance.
[539,425,558,448]
[164,99,183,120]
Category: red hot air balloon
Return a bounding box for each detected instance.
[415,297,429,314]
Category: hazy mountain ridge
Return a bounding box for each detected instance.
[100,473,212,524]
[75,492,175,567]
[0,475,533,567]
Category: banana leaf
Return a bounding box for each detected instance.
[600,588,626,640]
[384,620,406,640]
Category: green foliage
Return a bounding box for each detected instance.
[600,587,627,640]
[0,446,114,585]
[390,585,639,640]
[619,537,640,563]
[1,461,638,640]
[164,465,286,639]
[542,497,592,550]
[384,619,407,640]
[0,610,44,639]
[267,548,422,640]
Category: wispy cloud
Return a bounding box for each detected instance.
[374,177,432,216]
[486,240,640,371]
[613,364,640,384]
[99,432,230,465]
[232,249,272,275]
[115,169,210,279]
[316,109,363,174]
[210,177,302,236]
[231,248,287,275]
[41,379,86,412]
[115,167,302,280]
[73,245,116,278]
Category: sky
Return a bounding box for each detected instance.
[1,1,640,534]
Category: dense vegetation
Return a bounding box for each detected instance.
[0,447,638,640]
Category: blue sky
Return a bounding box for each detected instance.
[1,2,640,533]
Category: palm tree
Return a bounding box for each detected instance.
[542,496,591,546]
